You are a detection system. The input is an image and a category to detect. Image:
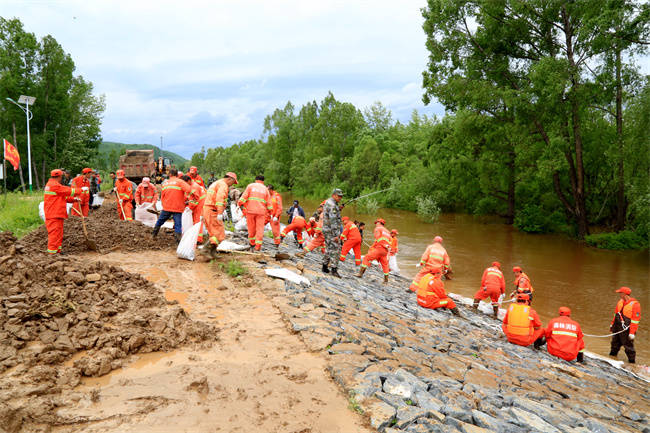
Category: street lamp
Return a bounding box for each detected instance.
[6,95,36,191]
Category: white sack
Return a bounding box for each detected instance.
[91,194,104,207]
[265,268,310,286]
[230,203,243,223]
[39,201,45,221]
[135,202,158,227]
[181,207,193,234]
[217,240,249,252]
[389,255,400,274]
[234,217,247,232]
[176,221,201,261]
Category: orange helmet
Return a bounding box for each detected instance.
[616,286,631,295]
[50,169,63,177]
[116,169,125,179]
[391,229,398,235]
[513,266,522,273]
[82,167,93,174]
[492,261,501,269]
[558,307,571,316]
[375,218,386,225]
[190,166,198,174]
[434,236,443,243]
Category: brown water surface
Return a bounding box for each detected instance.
[282,193,649,364]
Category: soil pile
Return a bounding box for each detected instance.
[0,232,217,432]
[21,196,177,255]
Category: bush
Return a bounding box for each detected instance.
[415,196,441,223]
[356,197,379,214]
[585,230,648,250]
[219,259,248,277]
[0,191,43,238]
[514,204,548,233]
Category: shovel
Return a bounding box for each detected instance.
[221,249,290,261]
[71,206,98,251]
[114,190,128,220]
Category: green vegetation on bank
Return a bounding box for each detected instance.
[0,17,105,193]
[98,141,189,172]
[187,1,649,249]
[0,192,42,238]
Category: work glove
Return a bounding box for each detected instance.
[81,186,89,192]
[629,334,635,341]
[273,217,278,222]
[217,213,223,221]
[415,263,421,268]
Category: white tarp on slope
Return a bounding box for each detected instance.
[216,240,249,252]
[265,268,310,286]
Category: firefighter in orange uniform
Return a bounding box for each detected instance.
[135,177,158,206]
[340,218,362,266]
[357,218,391,284]
[114,169,134,221]
[152,168,192,243]
[502,293,545,348]
[202,172,238,256]
[389,229,399,256]
[409,236,450,292]
[70,168,92,217]
[511,266,534,302]
[295,215,326,257]
[609,286,641,364]
[238,175,272,251]
[188,166,205,187]
[416,270,461,315]
[267,185,283,248]
[186,175,207,244]
[544,307,585,363]
[44,169,81,254]
[280,215,307,248]
[473,262,506,317]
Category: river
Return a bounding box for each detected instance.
[281,193,649,365]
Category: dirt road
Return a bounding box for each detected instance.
[55,251,370,433]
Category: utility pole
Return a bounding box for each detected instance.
[160,136,163,159]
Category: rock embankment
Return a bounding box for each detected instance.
[266,241,649,433]
[0,232,217,432]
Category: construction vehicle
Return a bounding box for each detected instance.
[118,149,172,184]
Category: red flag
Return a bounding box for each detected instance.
[3,139,20,171]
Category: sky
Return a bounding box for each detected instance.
[2,0,444,159]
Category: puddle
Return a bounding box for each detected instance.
[79,351,179,388]
[164,290,189,309]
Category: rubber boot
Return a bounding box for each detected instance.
[383,275,389,284]
[331,267,341,278]
[322,264,330,274]
[275,244,280,250]
[174,232,182,244]
[200,243,215,257]
[356,267,366,278]
[576,352,585,364]
[450,307,462,317]
[533,337,546,350]
[492,305,499,317]
[152,226,160,239]
[472,299,480,310]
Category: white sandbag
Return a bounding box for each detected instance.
[39,201,45,221]
[230,203,243,223]
[66,203,73,216]
[389,255,400,274]
[234,217,247,232]
[217,240,249,252]
[135,202,158,227]
[265,268,310,287]
[162,221,175,229]
[92,194,104,207]
[177,221,201,261]
[181,207,193,234]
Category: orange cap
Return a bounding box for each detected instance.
[342,216,349,221]
[116,169,125,179]
[391,229,398,235]
[492,261,501,269]
[616,286,631,295]
[434,236,443,243]
[226,171,238,184]
[513,266,522,273]
[82,167,93,174]
[375,218,385,225]
[190,166,198,174]
[558,306,571,316]
[50,169,63,177]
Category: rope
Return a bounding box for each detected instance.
[583,326,629,338]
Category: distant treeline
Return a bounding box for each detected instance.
[0,17,105,191]
[191,0,649,248]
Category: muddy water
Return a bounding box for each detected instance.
[282,193,649,364]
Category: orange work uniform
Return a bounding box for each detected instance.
[545,316,585,361]
[161,176,191,212]
[389,236,398,256]
[416,273,456,310]
[361,225,391,276]
[135,183,158,205]
[514,272,534,300]
[188,182,207,243]
[70,175,90,217]
[502,303,544,347]
[340,220,362,265]
[409,242,450,291]
[281,215,307,246]
[610,298,641,363]
[115,178,134,221]
[238,180,272,250]
[203,178,229,245]
[474,266,506,306]
[189,173,205,188]
[269,191,283,245]
[304,219,326,253]
[44,178,80,254]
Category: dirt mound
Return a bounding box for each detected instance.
[0,232,217,432]
[21,196,178,255]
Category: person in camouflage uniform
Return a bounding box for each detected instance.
[322,188,344,277]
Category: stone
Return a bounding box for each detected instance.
[383,375,415,399]
[395,406,431,428]
[471,410,507,432]
[288,317,327,332]
[300,331,334,351]
[39,330,57,344]
[506,407,560,433]
[54,334,75,352]
[351,373,383,402]
[329,343,365,355]
[367,400,396,432]
[86,273,102,282]
[464,367,498,389]
[375,391,409,409]
[67,271,86,285]
[413,390,444,413]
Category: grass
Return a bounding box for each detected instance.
[0,191,43,238]
[219,259,248,277]
[347,391,364,415]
